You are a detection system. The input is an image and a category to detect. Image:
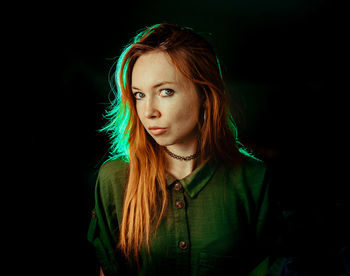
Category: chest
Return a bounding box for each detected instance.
[148,180,254,261]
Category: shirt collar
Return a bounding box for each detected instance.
[165,158,218,198]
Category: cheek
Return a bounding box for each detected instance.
[171,103,199,128]
[135,104,146,125]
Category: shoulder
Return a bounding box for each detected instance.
[97,156,130,198]
[222,155,266,181]
[241,156,267,183]
[220,156,268,194]
[99,156,129,181]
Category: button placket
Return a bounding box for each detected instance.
[171,180,190,261]
[174,181,185,209]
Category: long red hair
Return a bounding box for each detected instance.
[102,23,252,262]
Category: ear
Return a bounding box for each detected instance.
[198,87,207,106]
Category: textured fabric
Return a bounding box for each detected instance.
[87,156,278,275]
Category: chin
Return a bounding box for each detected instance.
[154,140,172,147]
[152,137,175,147]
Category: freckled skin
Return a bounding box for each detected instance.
[131,51,202,148]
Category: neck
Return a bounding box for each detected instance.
[164,140,206,180]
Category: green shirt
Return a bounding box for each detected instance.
[87,156,275,275]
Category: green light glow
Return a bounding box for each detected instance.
[216,56,223,81]
[133,24,161,43]
[100,25,169,162]
[100,45,133,162]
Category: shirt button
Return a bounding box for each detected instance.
[178,241,188,250]
[175,200,185,209]
[173,181,183,192]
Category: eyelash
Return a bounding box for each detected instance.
[133,89,175,100]
[133,92,144,100]
[161,88,175,96]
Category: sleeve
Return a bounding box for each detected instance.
[87,171,132,275]
[248,165,286,274]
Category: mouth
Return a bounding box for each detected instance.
[149,128,167,135]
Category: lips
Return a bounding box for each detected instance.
[148,127,167,135]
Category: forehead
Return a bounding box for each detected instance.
[131,51,181,88]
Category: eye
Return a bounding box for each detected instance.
[160,88,174,97]
[133,92,145,100]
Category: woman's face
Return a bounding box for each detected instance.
[131,51,202,147]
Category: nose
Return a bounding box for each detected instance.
[144,98,160,119]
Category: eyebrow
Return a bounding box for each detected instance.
[132,81,175,91]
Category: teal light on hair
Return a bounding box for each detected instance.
[133,24,161,43]
[100,24,164,162]
[216,53,261,161]
[100,44,133,162]
[216,55,223,81]
[227,107,261,161]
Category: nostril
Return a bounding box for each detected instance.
[145,109,160,119]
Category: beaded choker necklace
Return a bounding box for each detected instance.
[164,147,200,161]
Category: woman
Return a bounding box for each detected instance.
[88,23,278,275]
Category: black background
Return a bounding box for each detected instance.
[17,0,348,274]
